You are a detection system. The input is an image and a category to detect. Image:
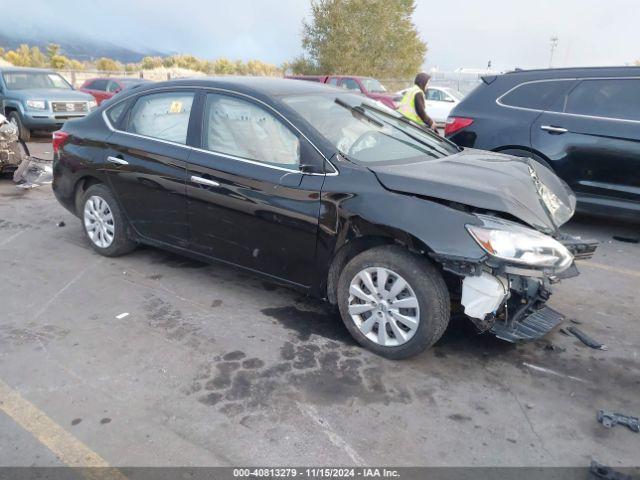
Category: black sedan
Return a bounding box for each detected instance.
[52,77,596,359]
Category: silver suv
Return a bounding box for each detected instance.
[0,67,96,141]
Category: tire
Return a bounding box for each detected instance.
[80,183,136,257]
[8,111,30,142]
[337,245,450,359]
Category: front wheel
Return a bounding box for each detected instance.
[80,184,136,257]
[337,245,450,359]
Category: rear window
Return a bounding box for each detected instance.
[127,91,194,144]
[499,80,573,110]
[564,79,640,121]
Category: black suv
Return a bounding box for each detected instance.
[445,67,640,219]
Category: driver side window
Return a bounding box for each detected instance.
[203,93,300,168]
[426,89,443,101]
[341,78,361,92]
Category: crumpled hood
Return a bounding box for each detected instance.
[369,148,576,233]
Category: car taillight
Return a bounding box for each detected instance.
[52,130,70,155]
[445,116,474,136]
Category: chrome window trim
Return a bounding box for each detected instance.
[496,76,640,124]
[102,85,339,176]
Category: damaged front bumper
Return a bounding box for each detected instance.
[432,234,598,343]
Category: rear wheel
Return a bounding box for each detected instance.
[337,245,450,359]
[7,111,30,142]
[81,184,136,257]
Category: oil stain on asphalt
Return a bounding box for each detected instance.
[186,303,413,417]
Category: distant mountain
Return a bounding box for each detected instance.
[0,32,168,63]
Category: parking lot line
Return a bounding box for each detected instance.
[0,378,125,477]
[581,261,640,279]
[296,402,366,466]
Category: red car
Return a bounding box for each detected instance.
[79,78,150,105]
[286,75,400,109]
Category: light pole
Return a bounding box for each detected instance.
[549,36,559,68]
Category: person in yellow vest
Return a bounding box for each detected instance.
[397,72,438,133]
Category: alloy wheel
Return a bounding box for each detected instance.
[84,195,115,248]
[347,267,420,347]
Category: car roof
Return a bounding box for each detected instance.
[503,66,640,79]
[135,76,345,96]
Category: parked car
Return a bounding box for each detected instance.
[396,86,465,126]
[80,77,152,105]
[0,67,97,141]
[445,66,640,219]
[52,78,596,359]
[287,74,400,109]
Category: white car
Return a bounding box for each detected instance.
[396,86,465,126]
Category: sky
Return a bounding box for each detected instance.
[2,0,639,71]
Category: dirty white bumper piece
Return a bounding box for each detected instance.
[461,272,509,319]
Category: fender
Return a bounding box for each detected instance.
[313,163,487,298]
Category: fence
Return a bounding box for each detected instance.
[381,71,488,95]
[56,69,486,95]
[57,67,206,88]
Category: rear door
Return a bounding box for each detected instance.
[185,91,325,286]
[531,78,640,203]
[102,89,195,247]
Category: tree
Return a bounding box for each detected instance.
[299,0,426,78]
[46,43,61,59]
[50,55,70,69]
[96,57,122,71]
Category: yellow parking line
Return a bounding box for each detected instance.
[581,261,640,279]
[0,378,126,479]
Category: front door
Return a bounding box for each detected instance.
[103,89,195,247]
[186,92,325,286]
[531,78,640,204]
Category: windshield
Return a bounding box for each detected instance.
[361,78,387,93]
[282,93,460,163]
[2,72,72,90]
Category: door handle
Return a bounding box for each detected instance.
[541,125,568,134]
[191,175,220,187]
[107,156,128,165]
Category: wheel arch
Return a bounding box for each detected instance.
[73,175,105,215]
[324,222,435,305]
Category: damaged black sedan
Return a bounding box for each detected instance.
[52,78,597,359]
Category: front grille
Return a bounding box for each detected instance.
[52,102,88,113]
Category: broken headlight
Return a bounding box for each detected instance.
[466,215,573,271]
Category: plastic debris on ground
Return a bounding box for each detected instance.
[567,325,608,350]
[612,235,639,244]
[590,460,633,480]
[13,156,53,189]
[597,410,640,433]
